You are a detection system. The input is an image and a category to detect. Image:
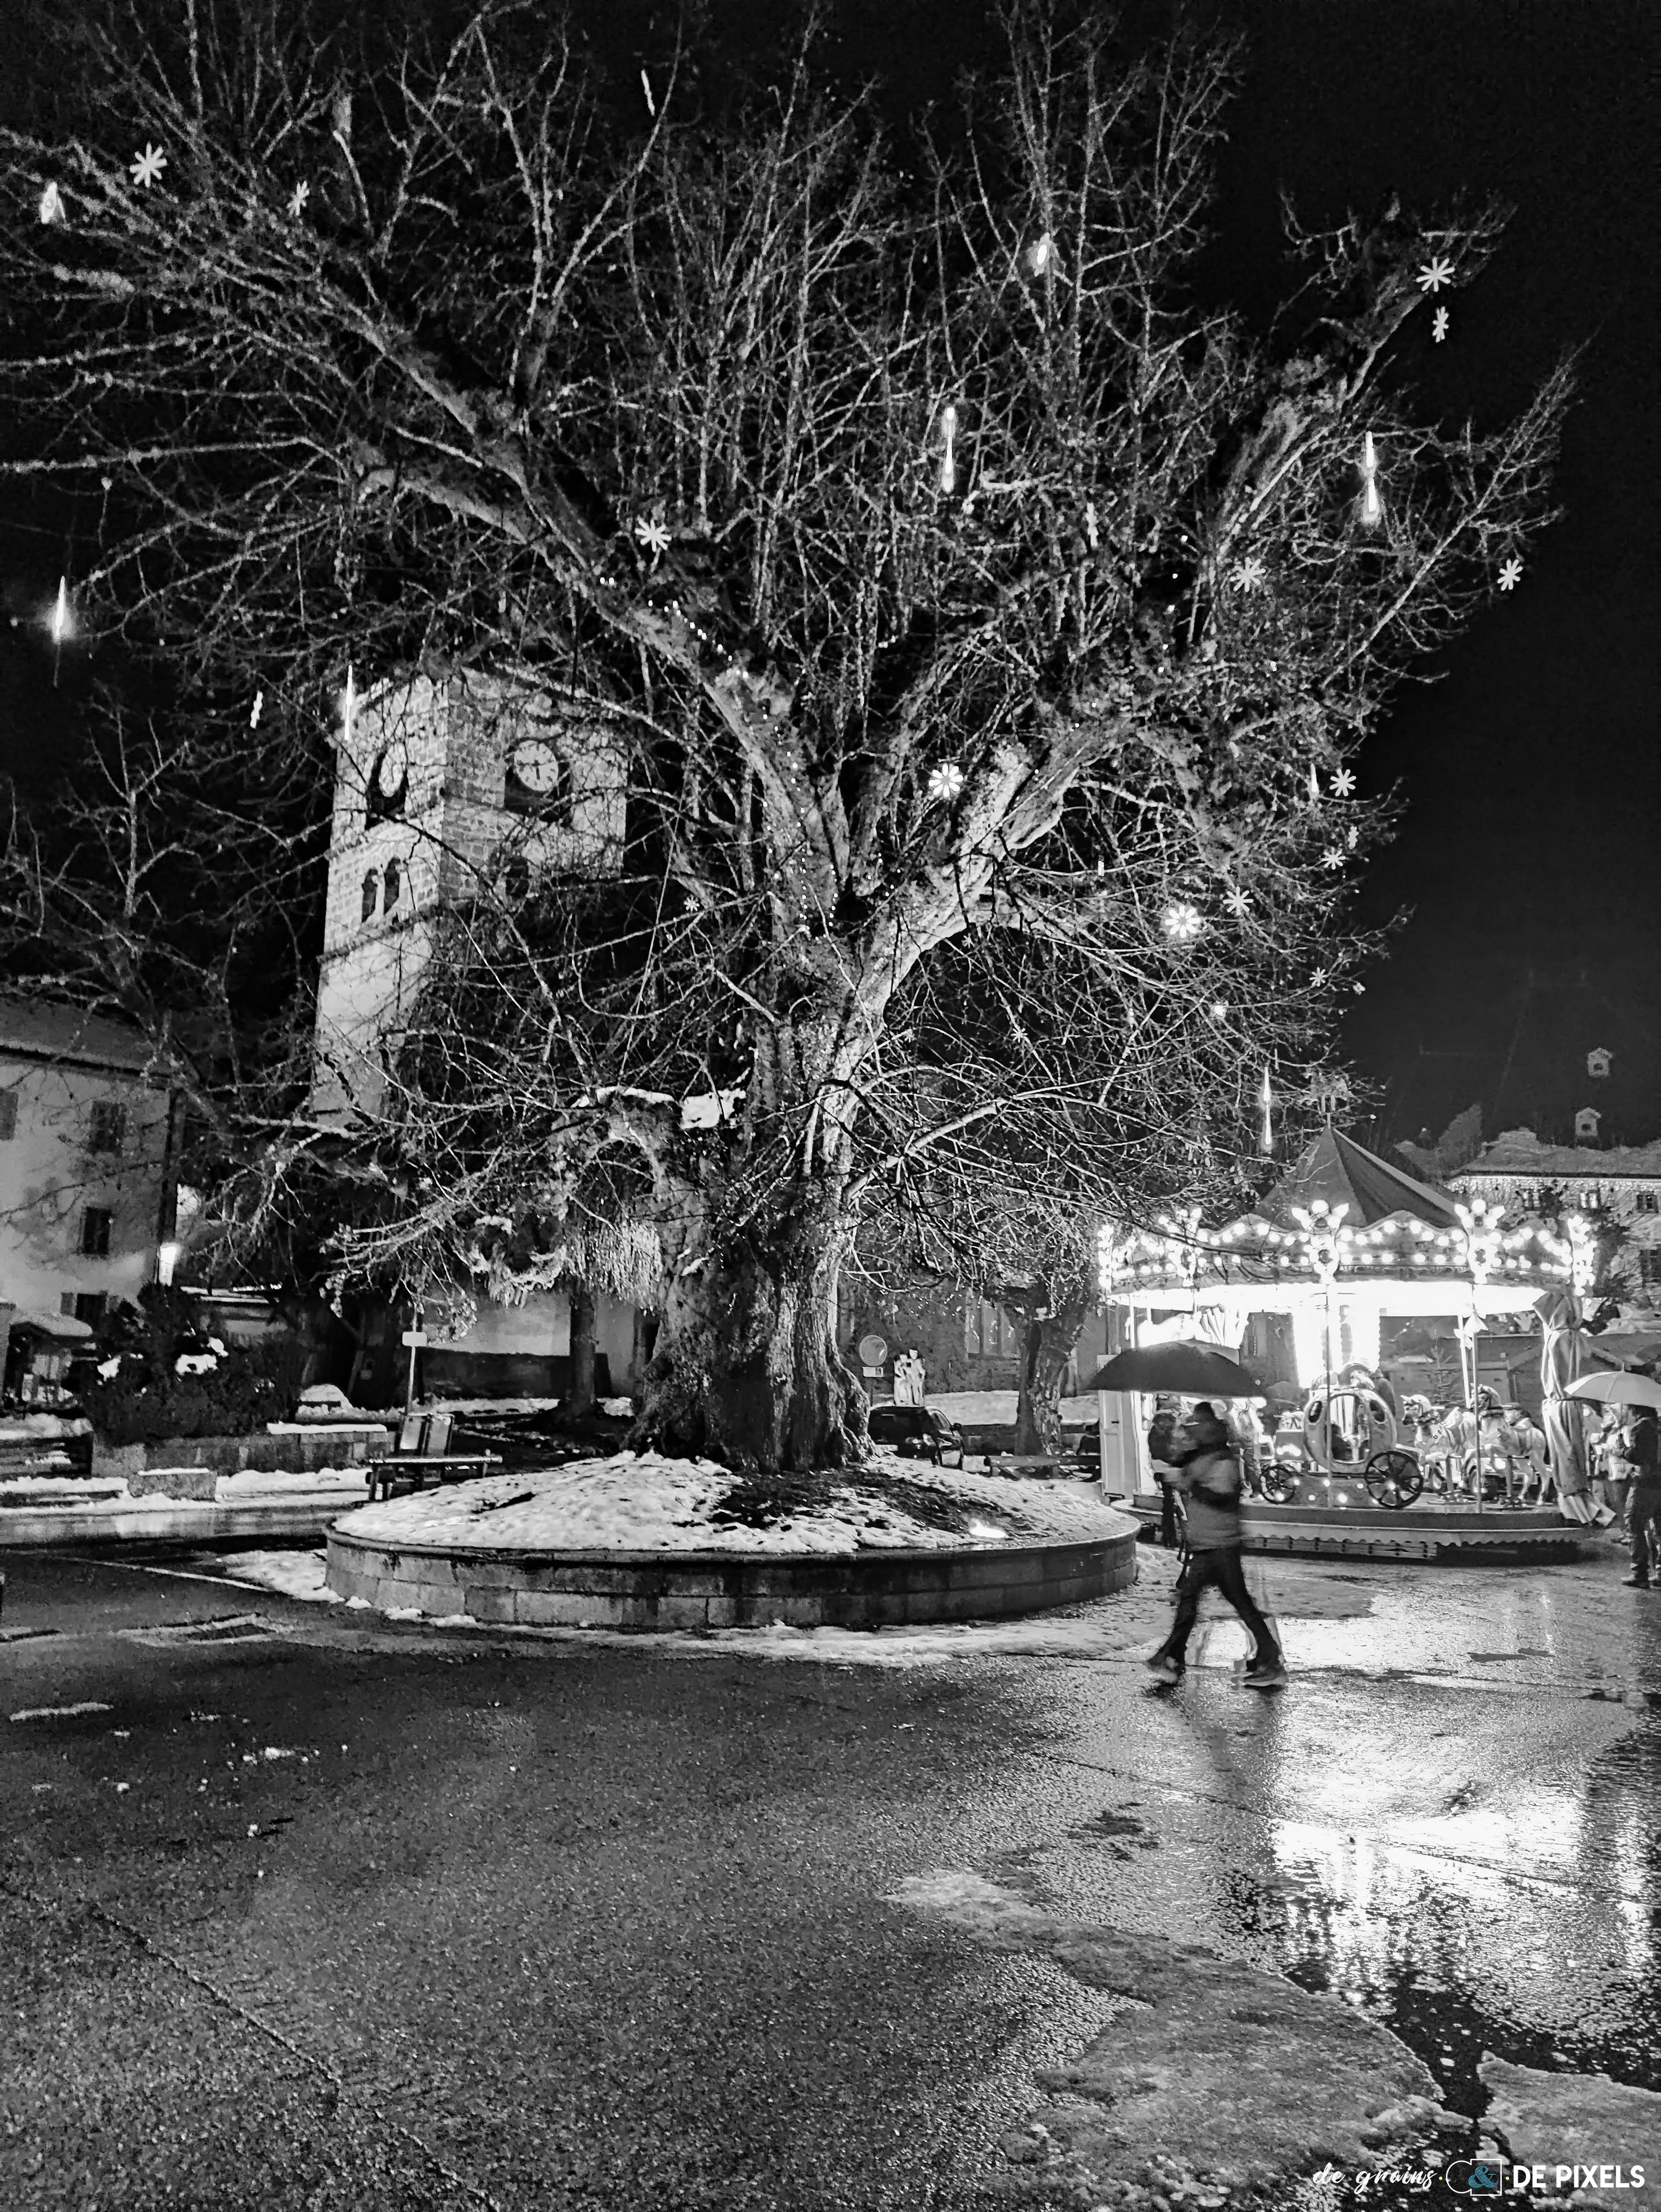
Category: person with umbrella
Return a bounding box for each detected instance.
[1625,1403,1661,1588]
[1145,1404,1287,1690]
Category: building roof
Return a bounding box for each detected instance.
[1259,1128,1461,1230]
[0,996,160,1076]
[1453,1127,1661,1181]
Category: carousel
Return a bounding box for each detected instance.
[1098,1130,1595,1562]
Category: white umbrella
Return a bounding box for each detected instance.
[1565,1371,1661,1411]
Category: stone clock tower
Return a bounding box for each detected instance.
[311,667,625,1124]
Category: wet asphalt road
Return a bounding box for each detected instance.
[2,1539,1659,2209]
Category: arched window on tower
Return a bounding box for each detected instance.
[383,859,402,912]
[360,869,379,922]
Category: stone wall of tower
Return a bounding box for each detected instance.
[311,669,625,1124]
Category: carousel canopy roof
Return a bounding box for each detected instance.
[1259,1130,1460,1231]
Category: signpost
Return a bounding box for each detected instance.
[401,1314,428,1413]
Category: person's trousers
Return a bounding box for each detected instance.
[1629,1483,1661,1580]
[1154,1545,1280,1669]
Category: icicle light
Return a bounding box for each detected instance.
[1360,432,1383,527]
[938,403,959,496]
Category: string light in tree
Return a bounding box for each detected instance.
[1022,232,1054,276]
[1359,432,1383,528]
[1497,556,1524,592]
[1417,255,1457,293]
[130,143,167,188]
[37,180,65,225]
[249,690,264,729]
[47,576,74,645]
[1432,305,1450,343]
[926,762,965,804]
[937,404,959,496]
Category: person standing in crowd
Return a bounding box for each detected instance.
[1624,1401,1661,1588]
[1146,1397,1186,1548]
[1592,1407,1629,1530]
[1146,1405,1286,1690]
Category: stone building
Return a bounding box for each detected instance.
[0,999,179,1403]
[311,668,640,1399]
[1451,1128,1661,1308]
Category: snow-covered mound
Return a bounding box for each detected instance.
[334,1448,1121,1555]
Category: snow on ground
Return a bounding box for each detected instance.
[929,1391,1101,1426]
[333,1447,1124,1555]
[214,1467,367,1499]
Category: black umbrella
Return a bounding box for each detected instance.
[1085,1341,1264,1398]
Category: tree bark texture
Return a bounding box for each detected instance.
[1014,1300,1091,1456]
[568,1282,598,1418]
[634,1202,866,1475]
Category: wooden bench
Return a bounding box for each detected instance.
[365,1412,503,1502]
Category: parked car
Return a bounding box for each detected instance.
[866,1403,965,1469]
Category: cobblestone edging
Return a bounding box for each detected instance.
[324,1513,1140,1630]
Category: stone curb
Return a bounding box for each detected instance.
[325,1514,1141,1629]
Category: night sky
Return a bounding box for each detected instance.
[1,0,1655,1150]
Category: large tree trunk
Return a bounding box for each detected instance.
[633,1195,868,1474]
[567,1282,598,1419]
[1014,1298,1091,1456]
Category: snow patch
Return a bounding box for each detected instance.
[10,1701,113,1723]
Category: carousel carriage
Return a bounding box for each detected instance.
[1260,1385,1512,1509]
[1259,1384,1451,1509]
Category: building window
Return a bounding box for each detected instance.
[58,1289,108,1324]
[88,1100,125,1153]
[361,869,379,922]
[79,1206,112,1258]
[0,1090,16,1141]
[1641,1251,1661,1287]
[383,858,402,911]
[1638,1192,1659,1214]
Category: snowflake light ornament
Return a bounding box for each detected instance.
[927,762,966,804]
[37,179,65,225]
[1498,556,1524,592]
[288,180,310,218]
[1322,847,1344,870]
[1432,304,1450,343]
[1417,254,1457,293]
[1229,553,1267,591]
[633,515,671,557]
[1226,886,1251,917]
[1330,766,1355,797]
[130,143,167,189]
[1161,900,1204,944]
[1311,967,1330,987]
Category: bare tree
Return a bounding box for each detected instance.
[0,1,1572,1470]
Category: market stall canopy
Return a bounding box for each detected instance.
[1257,1129,1460,1231]
[1086,1341,1264,1398]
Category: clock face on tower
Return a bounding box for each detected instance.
[366,740,408,825]
[505,732,573,820]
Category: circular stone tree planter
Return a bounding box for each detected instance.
[325,1511,1140,1631]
